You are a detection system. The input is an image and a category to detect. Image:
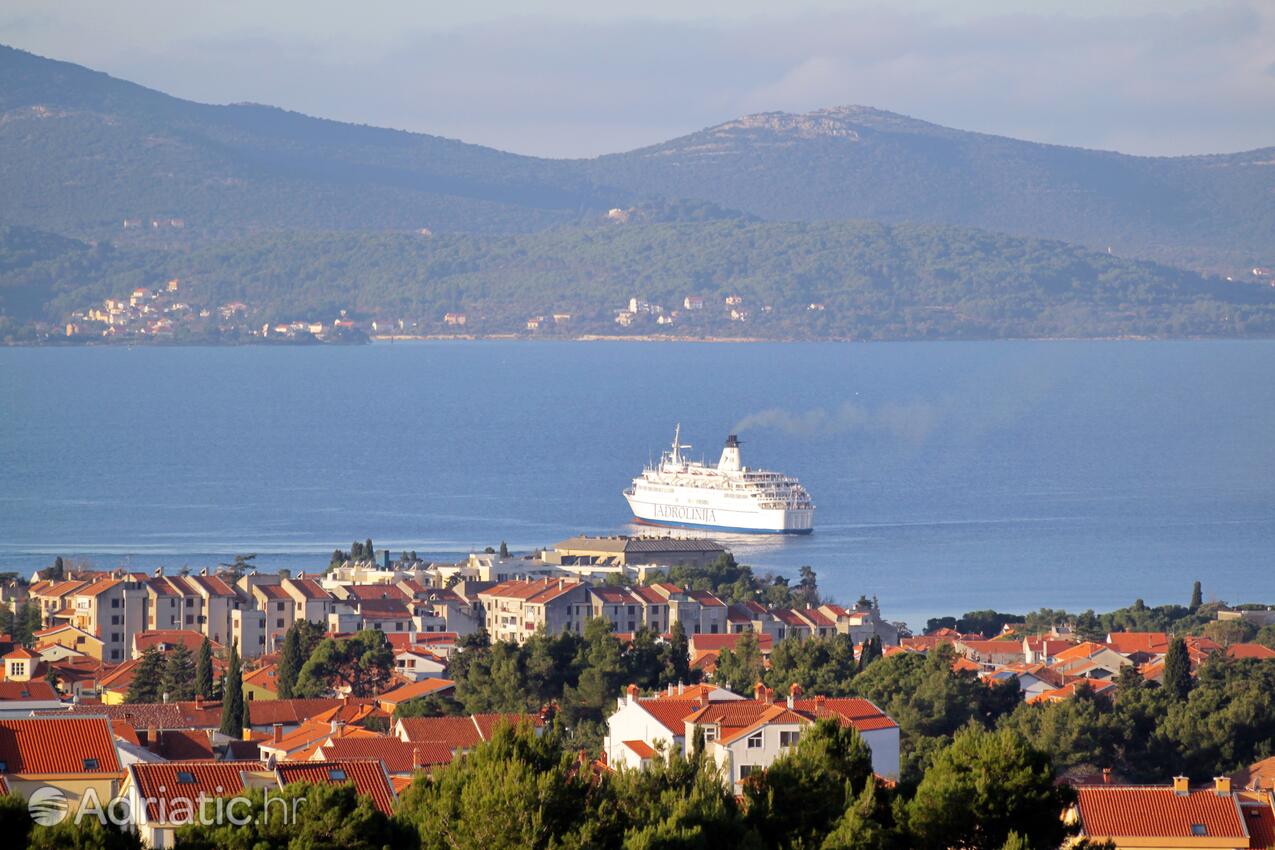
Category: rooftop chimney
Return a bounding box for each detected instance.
[1173,775,1190,796]
[754,681,766,702]
[677,682,685,696]
[1213,776,1231,796]
[787,683,803,710]
[625,683,639,705]
[194,694,202,709]
[147,725,159,753]
[272,722,283,744]
[413,746,423,769]
[242,725,252,741]
[1102,768,1112,785]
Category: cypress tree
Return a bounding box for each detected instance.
[277,622,304,699]
[1189,580,1203,611]
[1163,637,1192,701]
[219,645,244,736]
[195,637,213,699]
[499,541,509,558]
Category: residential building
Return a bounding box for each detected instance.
[0,717,125,816]
[546,536,727,569]
[1070,778,1258,849]
[478,578,592,643]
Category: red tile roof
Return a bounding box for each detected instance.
[317,736,427,773]
[344,584,410,602]
[623,740,656,758]
[688,633,774,653]
[1075,786,1247,840]
[132,630,212,654]
[275,759,396,815]
[376,678,455,707]
[1234,757,1275,792]
[0,680,59,701]
[285,578,331,600]
[129,761,262,822]
[1229,643,1275,660]
[255,583,292,600]
[636,699,705,735]
[1105,632,1170,655]
[1243,800,1275,849]
[397,716,483,749]
[0,716,122,774]
[4,646,38,660]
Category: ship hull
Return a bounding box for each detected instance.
[624,492,814,535]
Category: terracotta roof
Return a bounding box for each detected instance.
[623,740,656,758]
[1105,632,1170,655]
[630,586,668,605]
[317,736,424,773]
[255,584,292,600]
[358,599,412,619]
[133,630,211,653]
[636,699,704,735]
[472,713,542,740]
[244,663,279,692]
[3,646,38,660]
[75,578,122,597]
[144,729,216,760]
[284,578,330,600]
[772,609,813,628]
[1028,680,1116,704]
[793,698,899,732]
[376,678,455,707]
[0,716,122,774]
[685,590,725,607]
[247,698,342,726]
[1075,786,1247,840]
[130,761,263,822]
[344,584,410,602]
[1229,644,1275,660]
[1243,799,1275,849]
[275,759,396,815]
[1234,757,1275,792]
[0,680,59,701]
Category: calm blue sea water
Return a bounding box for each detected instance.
[1,340,1272,629]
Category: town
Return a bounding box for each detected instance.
[1,536,1273,848]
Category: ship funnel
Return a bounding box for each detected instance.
[718,435,742,472]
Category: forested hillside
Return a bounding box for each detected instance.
[5,219,1272,340]
[587,107,1275,272]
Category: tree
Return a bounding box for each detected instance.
[0,793,33,850]
[907,725,1076,850]
[858,635,883,673]
[24,602,41,643]
[28,816,143,850]
[160,643,196,702]
[1163,637,1192,701]
[714,630,764,694]
[744,718,878,849]
[194,637,213,699]
[126,647,166,703]
[820,780,892,850]
[276,619,324,699]
[499,540,510,558]
[219,645,244,736]
[175,781,406,850]
[1189,581,1202,611]
[296,629,394,698]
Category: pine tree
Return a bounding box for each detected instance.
[24,603,41,643]
[194,637,213,699]
[1189,581,1203,611]
[219,645,244,736]
[1163,637,1192,701]
[126,647,166,703]
[161,643,196,702]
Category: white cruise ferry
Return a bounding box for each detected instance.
[624,425,815,534]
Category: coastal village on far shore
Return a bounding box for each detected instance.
[2,533,1274,847]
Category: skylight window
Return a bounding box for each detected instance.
[328,769,347,781]
[0,760,7,772]
[1191,824,1207,836]
[176,771,196,784]
[83,758,99,771]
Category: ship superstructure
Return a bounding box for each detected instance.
[623,425,814,534]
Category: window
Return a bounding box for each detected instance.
[110,649,121,660]
[111,632,122,642]
[111,598,120,608]
[739,765,758,778]
[779,731,800,748]
[176,771,196,784]
[111,615,121,625]
[0,761,6,771]
[185,615,194,625]
[328,769,347,781]
[747,732,763,749]
[276,618,284,628]
[83,758,100,771]
[395,622,404,631]
[710,624,719,634]
[703,727,717,742]
[276,601,284,611]
[1191,825,1208,836]
[10,662,24,677]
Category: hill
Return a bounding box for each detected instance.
[586,107,1275,272]
[0,45,633,240]
[6,220,1273,341]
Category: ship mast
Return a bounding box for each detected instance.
[670,423,691,466]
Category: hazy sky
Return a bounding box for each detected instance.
[2,0,1273,158]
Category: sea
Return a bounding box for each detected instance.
[1,340,1272,631]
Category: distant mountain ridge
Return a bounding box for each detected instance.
[586,105,1275,272]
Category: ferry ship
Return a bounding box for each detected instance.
[623,425,815,534]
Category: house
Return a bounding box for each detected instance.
[315,736,447,774]
[683,296,704,310]
[0,716,125,816]
[124,761,268,849]
[443,313,467,326]
[1106,631,1170,660]
[478,578,592,643]
[131,629,213,659]
[32,623,105,661]
[274,759,397,814]
[954,639,1026,670]
[681,685,900,785]
[1233,756,1275,792]
[1023,636,1075,665]
[604,685,744,770]
[243,663,281,701]
[1070,778,1255,849]
[1051,642,1131,679]
[0,680,64,715]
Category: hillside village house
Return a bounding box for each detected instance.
[0,717,125,815]
[1069,777,1274,850]
[604,682,900,785]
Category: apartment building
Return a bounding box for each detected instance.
[477,578,591,643]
